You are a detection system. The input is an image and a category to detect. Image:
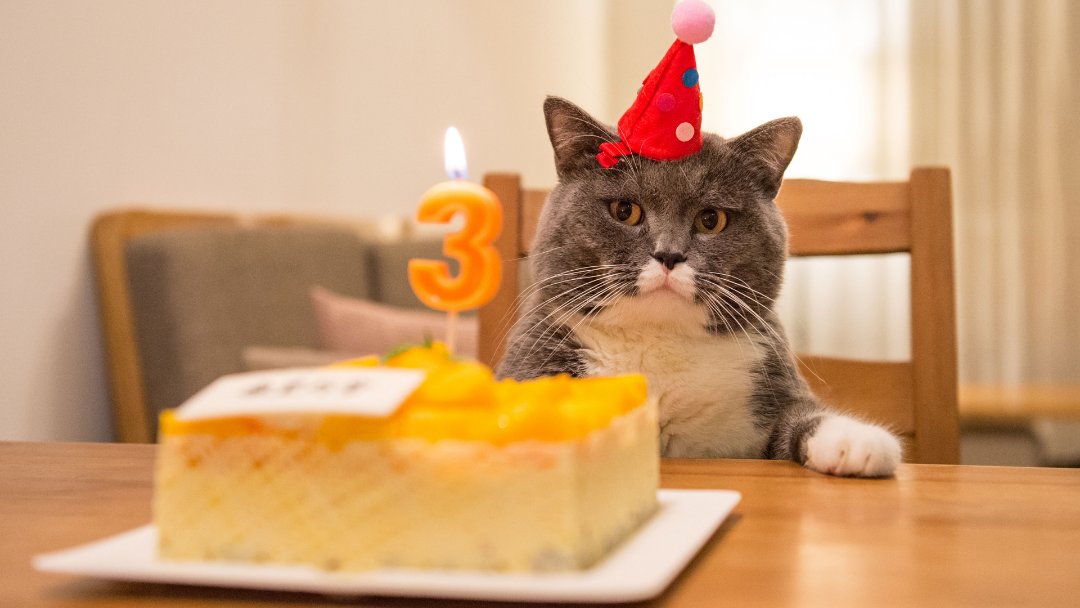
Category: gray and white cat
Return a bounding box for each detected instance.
[497,97,902,477]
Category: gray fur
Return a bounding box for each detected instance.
[497,97,889,467]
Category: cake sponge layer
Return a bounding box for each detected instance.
[155,401,658,571]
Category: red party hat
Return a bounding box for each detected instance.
[597,0,715,169]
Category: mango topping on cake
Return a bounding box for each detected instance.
[161,342,648,446]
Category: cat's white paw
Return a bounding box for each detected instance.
[805,415,901,477]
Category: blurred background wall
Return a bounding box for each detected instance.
[1,0,1077,443]
[910,0,1080,386]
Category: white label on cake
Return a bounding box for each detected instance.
[174,368,427,420]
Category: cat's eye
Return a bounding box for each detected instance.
[609,200,643,226]
[694,208,728,234]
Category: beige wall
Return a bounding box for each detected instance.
[0,0,613,441]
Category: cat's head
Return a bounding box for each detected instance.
[531,96,801,332]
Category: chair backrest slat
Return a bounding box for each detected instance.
[797,356,915,434]
[479,174,525,367]
[520,189,549,255]
[777,179,911,256]
[909,168,960,463]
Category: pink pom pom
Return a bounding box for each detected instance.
[671,0,715,45]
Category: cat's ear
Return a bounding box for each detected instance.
[727,117,802,199]
[544,97,616,178]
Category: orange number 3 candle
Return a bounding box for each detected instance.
[408,181,502,311]
[408,127,503,313]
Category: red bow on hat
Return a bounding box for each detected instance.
[597,0,715,169]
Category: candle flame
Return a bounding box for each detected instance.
[444,127,467,180]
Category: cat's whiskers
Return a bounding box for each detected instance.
[562,114,614,142]
[697,276,789,369]
[756,266,785,282]
[525,263,627,288]
[699,278,780,342]
[540,287,630,369]
[698,279,776,339]
[517,277,627,362]
[697,272,775,307]
[701,274,782,347]
[513,266,625,312]
[707,288,786,405]
[492,267,624,360]
[697,289,750,352]
[499,264,630,329]
[700,291,774,403]
[696,288,772,396]
[521,294,610,365]
[707,273,777,304]
[699,287,786,408]
[525,275,635,361]
[677,163,696,191]
[516,244,566,262]
[538,278,624,336]
[700,277,830,391]
[699,273,828,388]
[490,244,574,336]
[623,144,644,184]
[536,283,633,370]
[507,272,613,335]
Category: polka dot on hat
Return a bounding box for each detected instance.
[656,92,677,112]
[675,122,695,142]
[682,68,699,88]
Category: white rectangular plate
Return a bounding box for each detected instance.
[34,489,739,604]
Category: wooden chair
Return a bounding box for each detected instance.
[478,168,960,464]
[92,210,236,443]
[90,209,383,443]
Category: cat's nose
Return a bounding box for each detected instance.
[652,251,687,270]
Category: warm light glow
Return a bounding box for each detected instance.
[444,126,467,180]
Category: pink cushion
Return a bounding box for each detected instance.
[310,286,478,358]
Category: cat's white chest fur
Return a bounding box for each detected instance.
[574,291,769,458]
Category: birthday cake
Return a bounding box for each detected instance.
[153,343,658,572]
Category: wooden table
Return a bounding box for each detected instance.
[4,442,1079,607]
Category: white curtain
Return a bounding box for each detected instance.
[910,0,1080,386]
[697,0,913,361]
